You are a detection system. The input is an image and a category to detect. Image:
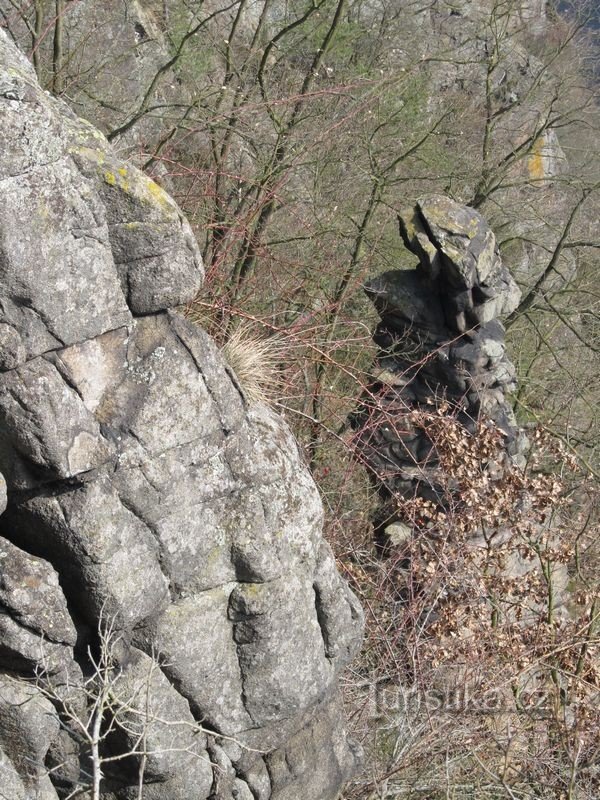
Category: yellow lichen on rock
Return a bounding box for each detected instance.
[528,136,546,181]
[144,176,172,209]
[100,163,173,214]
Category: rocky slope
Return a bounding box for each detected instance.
[0,29,363,800]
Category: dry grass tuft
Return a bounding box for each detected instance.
[221,323,287,405]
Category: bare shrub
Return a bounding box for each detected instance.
[338,414,600,800]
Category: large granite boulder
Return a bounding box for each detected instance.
[0,29,362,800]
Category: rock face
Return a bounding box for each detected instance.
[0,29,362,800]
[352,195,526,523]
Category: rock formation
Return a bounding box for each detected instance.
[350,195,573,661]
[351,195,527,532]
[0,29,363,800]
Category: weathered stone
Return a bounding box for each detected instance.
[0,39,67,182]
[235,753,272,800]
[0,323,26,371]
[398,194,520,333]
[45,727,81,792]
[0,613,66,674]
[0,357,115,487]
[0,537,76,653]
[230,575,332,727]
[312,541,365,665]
[264,695,362,800]
[209,740,238,799]
[384,521,412,547]
[0,677,61,798]
[135,586,252,735]
[109,648,213,799]
[8,477,170,627]
[353,195,568,649]
[0,27,362,800]
[233,778,256,800]
[0,156,132,357]
[0,747,33,800]
[91,161,204,314]
[0,33,202,365]
[365,270,444,333]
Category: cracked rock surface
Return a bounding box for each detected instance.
[0,30,363,800]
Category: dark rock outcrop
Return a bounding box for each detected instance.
[352,195,526,518]
[351,193,569,665]
[0,29,362,800]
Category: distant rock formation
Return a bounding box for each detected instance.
[351,195,527,533]
[351,194,570,683]
[0,29,362,800]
